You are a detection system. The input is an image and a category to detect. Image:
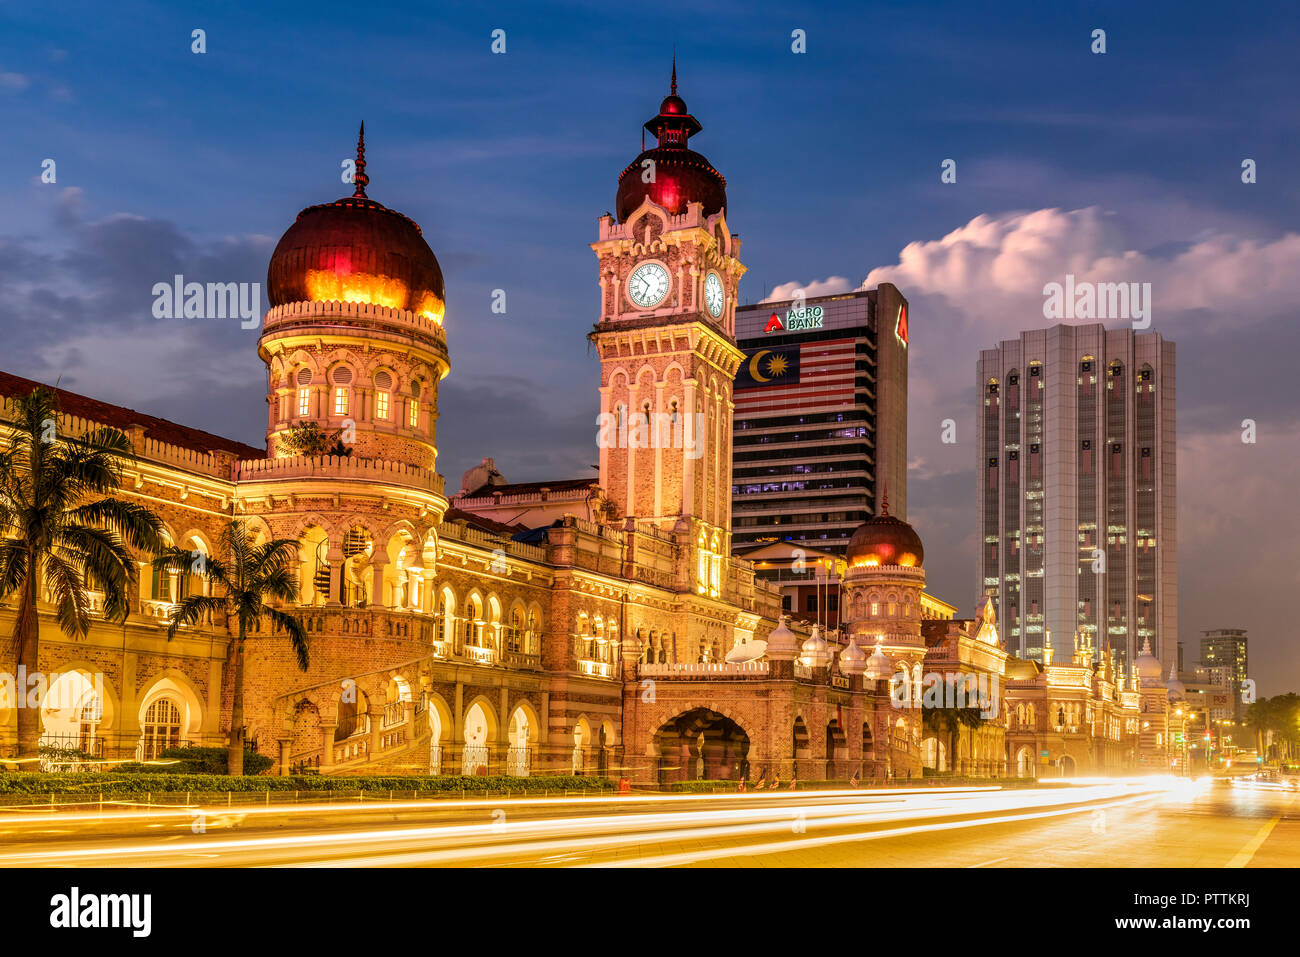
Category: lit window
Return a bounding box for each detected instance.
[297,388,310,417]
[376,391,389,420]
[408,399,418,427]
[334,387,348,416]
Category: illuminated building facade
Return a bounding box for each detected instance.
[0,76,1174,784]
[731,286,909,554]
[976,324,1177,674]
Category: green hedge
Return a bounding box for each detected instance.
[0,772,618,795]
[117,746,274,776]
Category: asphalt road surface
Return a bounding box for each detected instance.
[0,778,1293,867]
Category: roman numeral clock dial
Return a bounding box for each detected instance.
[704,271,724,318]
[628,261,670,308]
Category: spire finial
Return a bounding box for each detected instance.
[671,51,677,95]
[352,121,369,198]
[880,480,889,517]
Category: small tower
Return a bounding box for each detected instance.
[261,124,450,472]
[592,65,746,596]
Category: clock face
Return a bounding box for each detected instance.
[628,262,670,308]
[704,272,725,318]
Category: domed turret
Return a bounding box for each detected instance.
[1134,636,1163,680]
[764,616,799,661]
[800,624,832,669]
[865,641,893,682]
[838,637,866,676]
[615,60,727,222]
[267,124,446,323]
[846,490,924,569]
[1166,663,1186,697]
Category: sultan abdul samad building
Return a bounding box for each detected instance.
[0,70,1182,782]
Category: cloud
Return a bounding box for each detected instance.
[0,71,29,91]
[848,204,1300,692]
[763,276,852,302]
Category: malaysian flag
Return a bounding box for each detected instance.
[734,338,857,413]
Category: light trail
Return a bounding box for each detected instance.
[0,779,1177,868]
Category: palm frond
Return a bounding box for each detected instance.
[164,594,227,640]
[42,551,91,639]
[65,498,165,554]
[266,605,310,670]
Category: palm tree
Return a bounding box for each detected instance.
[0,386,165,760]
[154,519,309,774]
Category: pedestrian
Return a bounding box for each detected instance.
[850,771,860,789]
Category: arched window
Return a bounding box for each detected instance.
[332,366,353,415]
[296,367,313,417]
[374,370,393,420]
[142,697,182,757]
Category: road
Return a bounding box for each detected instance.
[0,777,1294,867]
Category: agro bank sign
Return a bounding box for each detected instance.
[764,305,824,333]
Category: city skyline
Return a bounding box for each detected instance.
[2,0,1298,694]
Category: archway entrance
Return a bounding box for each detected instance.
[1015,746,1036,778]
[1056,754,1076,776]
[653,709,750,786]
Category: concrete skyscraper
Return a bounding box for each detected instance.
[976,323,1176,670]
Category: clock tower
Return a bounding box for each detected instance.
[591,64,745,597]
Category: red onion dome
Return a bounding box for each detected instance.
[615,62,726,223]
[266,124,445,323]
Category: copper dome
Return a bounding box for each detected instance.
[616,64,726,223]
[266,125,446,323]
[616,147,727,222]
[847,499,924,569]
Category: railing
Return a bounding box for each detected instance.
[461,745,490,776]
[39,734,104,772]
[465,645,497,666]
[382,701,407,728]
[140,598,180,622]
[794,662,813,679]
[429,744,442,775]
[134,737,193,762]
[430,639,451,659]
[334,736,369,765]
[503,650,541,670]
[577,659,612,678]
[233,450,443,494]
[507,747,532,777]
[639,661,770,677]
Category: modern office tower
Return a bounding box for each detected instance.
[976,323,1176,670]
[1200,628,1249,702]
[731,285,909,553]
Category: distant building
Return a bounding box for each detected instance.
[1200,628,1248,701]
[976,324,1177,673]
[731,287,909,554]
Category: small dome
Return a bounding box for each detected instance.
[865,641,893,682]
[764,616,799,661]
[800,625,833,669]
[839,638,866,676]
[267,125,445,323]
[725,633,767,664]
[846,493,923,569]
[1166,663,1186,697]
[1134,637,1163,679]
[659,93,688,115]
